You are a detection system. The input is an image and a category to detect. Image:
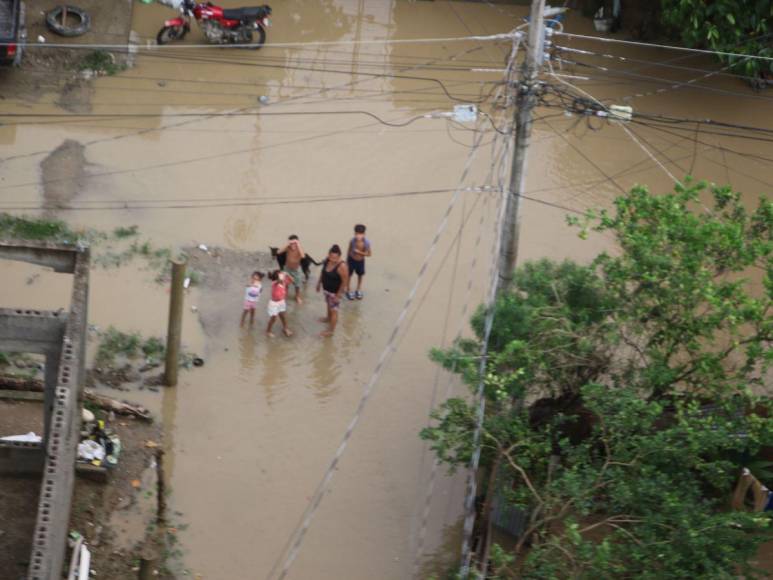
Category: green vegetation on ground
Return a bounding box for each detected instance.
[78,50,126,76]
[0,213,197,284]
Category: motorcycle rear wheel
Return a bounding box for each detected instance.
[253,25,266,49]
[239,25,265,49]
[157,25,187,45]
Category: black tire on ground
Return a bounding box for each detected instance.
[156,25,186,45]
[45,5,91,37]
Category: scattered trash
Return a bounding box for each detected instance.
[78,543,91,580]
[183,277,191,289]
[131,479,141,489]
[145,440,160,449]
[197,244,208,252]
[191,305,198,312]
[157,80,167,87]
[258,95,269,104]
[37,35,46,43]
[82,408,95,423]
[192,357,204,367]
[1,432,41,443]
[78,440,105,462]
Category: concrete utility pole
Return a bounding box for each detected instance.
[164,258,187,386]
[469,0,548,574]
[498,0,547,287]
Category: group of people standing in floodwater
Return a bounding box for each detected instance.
[240,224,373,338]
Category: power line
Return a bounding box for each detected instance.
[412,116,511,575]
[267,105,494,580]
[0,110,493,186]
[562,74,681,184]
[0,44,497,163]
[554,56,773,102]
[554,44,759,83]
[126,49,504,103]
[553,31,773,63]
[8,31,516,51]
[0,187,492,212]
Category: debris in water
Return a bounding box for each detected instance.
[198,244,208,252]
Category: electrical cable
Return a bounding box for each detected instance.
[553,31,773,63]
[265,103,496,580]
[549,63,682,185]
[553,56,773,103]
[0,43,500,164]
[5,31,517,50]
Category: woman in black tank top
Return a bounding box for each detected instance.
[316,245,349,337]
[322,257,343,293]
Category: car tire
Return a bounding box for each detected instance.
[45,5,91,37]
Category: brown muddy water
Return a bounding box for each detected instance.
[1,0,772,578]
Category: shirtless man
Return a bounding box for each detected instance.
[278,234,305,304]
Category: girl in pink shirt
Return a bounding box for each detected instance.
[266,270,292,337]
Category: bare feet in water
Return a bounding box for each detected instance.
[283,328,293,337]
[320,330,334,337]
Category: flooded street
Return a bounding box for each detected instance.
[1,0,772,578]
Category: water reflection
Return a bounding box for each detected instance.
[259,336,291,406]
[238,327,259,376]
[307,337,341,401]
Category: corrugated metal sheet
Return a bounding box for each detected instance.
[491,485,529,537]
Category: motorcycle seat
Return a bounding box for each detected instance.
[222,6,267,21]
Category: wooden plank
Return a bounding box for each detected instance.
[0,388,44,401]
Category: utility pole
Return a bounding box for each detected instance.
[498,0,547,287]
[164,258,187,386]
[468,0,548,575]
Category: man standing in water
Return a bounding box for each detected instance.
[278,234,305,304]
[316,244,349,337]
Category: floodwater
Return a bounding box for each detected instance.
[1,1,772,578]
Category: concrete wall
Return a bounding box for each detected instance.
[0,241,89,580]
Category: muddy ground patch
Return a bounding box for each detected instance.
[40,139,87,210]
[186,246,275,340]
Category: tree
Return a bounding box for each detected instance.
[660,0,773,78]
[422,180,773,577]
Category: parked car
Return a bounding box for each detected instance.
[0,0,25,66]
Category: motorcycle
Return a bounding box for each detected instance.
[156,0,272,47]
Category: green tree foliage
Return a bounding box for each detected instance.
[660,0,773,77]
[422,180,773,577]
